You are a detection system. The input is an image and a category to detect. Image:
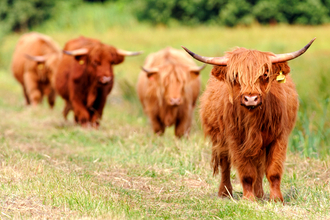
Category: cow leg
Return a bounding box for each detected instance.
[23,85,30,105]
[254,157,265,199]
[63,101,72,120]
[90,88,108,128]
[175,119,186,138]
[90,110,100,128]
[175,111,192,138]
[236,160,257,201]
[72,101,90,127]
[47,88,56,108]
[266,139,286,202]
[218,156,233,197]
[23,71,41,106]
[151,116,165,135]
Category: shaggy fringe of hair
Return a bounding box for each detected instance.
[226,48,274,98]
[144,47,198,107]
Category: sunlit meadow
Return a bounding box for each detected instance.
[0,2,329,219]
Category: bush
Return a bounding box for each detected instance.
[0,0,58,32]
[134,0,225,25]
[1,0,330,35]
[278,0,329,25]
[219,0,254,26]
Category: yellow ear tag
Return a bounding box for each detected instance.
[37,64,44,70]
[276,71,286,83]
[79,60,84,65]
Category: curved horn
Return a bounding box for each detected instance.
[63,48,88,56]
[190,64,206,72]
[117,49,143,56]
[182,46,228,66]
[270,38,316,63]
[25,54,46,62]
[141,66,158,73]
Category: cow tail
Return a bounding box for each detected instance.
[211,145,220,176]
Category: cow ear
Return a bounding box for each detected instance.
[63,48,89,66]
[73,55,87,64]
[190,64,206,80]
[141,66,158,80]
[272,62,290,75]
[108,47,125,65]
[68,56,87,81]
[211,66,227,81]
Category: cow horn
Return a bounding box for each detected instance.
[190,64,206,72]
[63,48,89,56]
[25,54,46,62]
[182,46,228,66]
[117,49,143,56]
[270,38,316,63]
[141,66,159,73]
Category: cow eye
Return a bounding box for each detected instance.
[263,69,269,78]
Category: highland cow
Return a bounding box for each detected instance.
[137,47,205,137]
[55,36,141,127]
[183,38,315,201]
[11,32,62,107]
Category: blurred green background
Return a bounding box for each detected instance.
[2,0,330,34]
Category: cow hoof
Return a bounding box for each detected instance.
[269,194,284,203]
[242,192,256,201]
[91,122,99,129]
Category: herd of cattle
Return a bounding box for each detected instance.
[10,32,315,202]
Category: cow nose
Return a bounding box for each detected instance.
[169,97,182,106]
[100,76,112,84]
[241,95,261,107]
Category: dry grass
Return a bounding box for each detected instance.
[1,195,76,219]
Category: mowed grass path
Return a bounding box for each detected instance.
[0,25,330,219]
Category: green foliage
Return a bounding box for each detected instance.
[1,0,330,33]
[219,0,254,26]
[134,0,330,26]
[0,0,57,32]
[290,98,330,158]
[277,0,329,25]
[35,1,136,34]
[134,0,225,25]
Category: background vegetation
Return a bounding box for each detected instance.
[2,0,330,36]
[0,0,329,219]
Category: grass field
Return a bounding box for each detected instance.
[0,3,330,218]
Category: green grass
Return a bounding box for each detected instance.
[0,71,329,218]
[0,3,330,218]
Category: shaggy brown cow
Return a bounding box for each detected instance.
[55,36,141,127]
[11,32,61,107]
[137,47,205,137]
[183,38,315,201]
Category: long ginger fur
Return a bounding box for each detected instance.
[137,47,202,137]
[200,47,298,201]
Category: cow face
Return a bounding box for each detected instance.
[182,38,315,110]
[143,63,204,106]
[211,49,291,110]
[64,43,141,84]
[87,44,124,84]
